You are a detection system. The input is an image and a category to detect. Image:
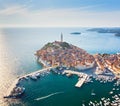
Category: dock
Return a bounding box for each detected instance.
[63,70,88,88]
[75,74,88,87]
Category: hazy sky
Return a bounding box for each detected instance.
[0,0,120,27]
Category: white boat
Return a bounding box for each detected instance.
[82,104,85,106]
[109,91,113,94]
[35,73,40,78]
[91,92,96,96]
[30,75,37,80]
[91,90,96,96]
[4,87,25,98]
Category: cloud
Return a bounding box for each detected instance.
[0,5,29,16]
[0,4,120,27]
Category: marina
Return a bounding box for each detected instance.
[4,67,90,98]
[5,66,118,99]
[4,67,53,98]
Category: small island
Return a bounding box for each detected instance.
[115,33,120,37]
[70,32,81,35]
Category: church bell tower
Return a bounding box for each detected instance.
[61,33,63,42]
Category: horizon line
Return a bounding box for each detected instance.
[0,25,120,28]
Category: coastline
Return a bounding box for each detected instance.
[4,66,53,98]
[37,57,49,67]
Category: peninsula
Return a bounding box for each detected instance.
[36,34,120,78]
[36,41,95,70]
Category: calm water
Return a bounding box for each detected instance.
[0,27,120,106]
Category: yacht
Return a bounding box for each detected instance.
[30,75,37,80]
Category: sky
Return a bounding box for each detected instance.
[0,0,120,27]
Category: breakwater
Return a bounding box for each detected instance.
[4,67,53,98]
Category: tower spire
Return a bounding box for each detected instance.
[61,33,63,42]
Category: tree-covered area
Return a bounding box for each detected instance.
[60,42,71,49]
[42,42,71,50]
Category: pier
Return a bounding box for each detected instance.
[75,74,88,87]
[63,70,88,88]
[19,67,53,79]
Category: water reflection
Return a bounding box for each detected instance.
[0,30,19,106]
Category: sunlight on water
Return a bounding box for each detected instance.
[0,31,19,106]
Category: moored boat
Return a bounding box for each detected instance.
[4,87,25,99]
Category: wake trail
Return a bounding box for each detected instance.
[34,92,64,101]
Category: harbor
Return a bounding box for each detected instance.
[4,67,89,98]
[4,66,93,99]
[4,67,53,98]
[4,65,120,100]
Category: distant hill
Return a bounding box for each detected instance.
[87,28,120,37]
[115,33,120,37]
[87,28,120,33]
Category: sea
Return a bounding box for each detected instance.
[0,27,120,106]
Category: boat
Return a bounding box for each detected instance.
[113,88,115,90]
[30,75,37,80]
[35,73,40,78]
[82,104,85,106]
[91,92,96,96]
[66,73,72,77]
[91,90,96,96]
[109,91,113,94]
[116,88,119,90]
[4,87,25,98]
